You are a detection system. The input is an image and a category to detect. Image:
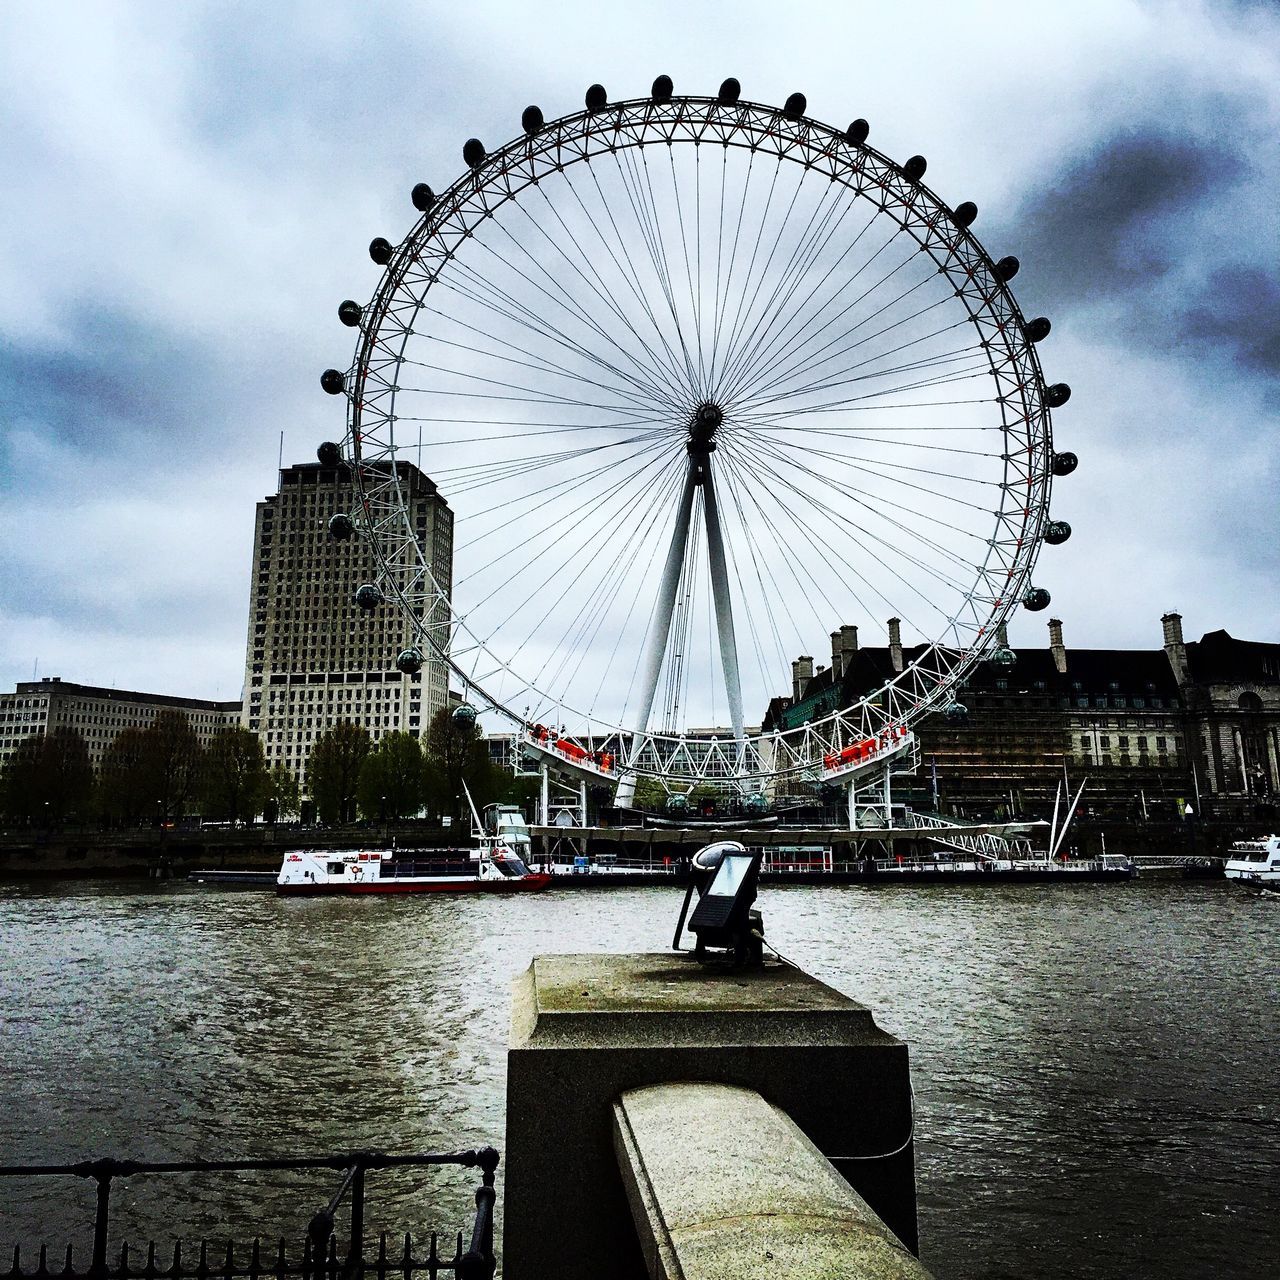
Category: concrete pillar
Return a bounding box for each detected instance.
[1202,725,1219,793]
[539,763,550,861]
[504,954,919,1280]
[888,619,903,674]
[1234,727,1248,791]
[1269,729,1280,791]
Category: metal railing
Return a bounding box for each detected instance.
[902,810,1034,859]
[0,1149,498,1280]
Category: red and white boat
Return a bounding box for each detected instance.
[276,835,551,896]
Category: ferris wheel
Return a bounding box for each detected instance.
[317,78,1076,802]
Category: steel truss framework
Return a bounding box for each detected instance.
[331,92,1059,789]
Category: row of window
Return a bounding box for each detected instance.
[1080,754,1172,768]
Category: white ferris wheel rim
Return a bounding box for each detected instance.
[326,87,1065,784]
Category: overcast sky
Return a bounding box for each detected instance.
[1,0,1276,706]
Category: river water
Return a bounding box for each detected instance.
[0,878,1274,1278]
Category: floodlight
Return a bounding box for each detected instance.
[672,840,765,969]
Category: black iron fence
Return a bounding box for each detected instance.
[0,1148,498,1280]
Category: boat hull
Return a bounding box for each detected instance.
[1224,865,1280,884]
[278,873,553,896]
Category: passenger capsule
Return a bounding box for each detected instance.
[411,183,436,212]
[903,155,927,181]
[718,77,741,104]
[784,92,807,119]
[320,369,345,395]
[521,105,544,134]
[452,703,477,727]
[1022,587,1051,612]
[316,441,342,467]
[651,74,673,102]
[584,83,608,112]
[463,138,486,168]
[845,119,870,144]
[994,255,1020,282]
[1045,382,1072,408]
[992,647,1017,667]
[338,299,362,328]
[943,701,969,724]
[1025,316,1051,342]
[368,237,393,265]
[743,791,769,817]
[1052,451,1078,477]
[1044,520,1072,545]
[328,513,355,541]
[354,584,383,611]
[396,647,424,675]
[953,201,978,228]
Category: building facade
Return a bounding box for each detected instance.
[0,677,240,772]
[763,613,1280,820]
[241,460,453,793]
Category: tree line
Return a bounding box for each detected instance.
[0,707,516,828]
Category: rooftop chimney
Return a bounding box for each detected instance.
[1162,612,1188,685]
[887,618,903,674]
[830,624,860,678]
[792,655,814,702]
[1048,617,1067,674]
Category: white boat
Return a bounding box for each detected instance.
[1223,835,1280,884]
[276,838,551,895]
[278,784,551,896]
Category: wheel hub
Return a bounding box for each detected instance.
[687,402,723,454]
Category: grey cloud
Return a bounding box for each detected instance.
[0,308,226,454]
[1005,124,1279,381]
[1182,266,1280,374]
[1010,130,1240,309]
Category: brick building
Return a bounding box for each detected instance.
[763,613,1280,820]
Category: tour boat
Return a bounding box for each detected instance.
[1223,835,1280,885]
[276,836,551,896]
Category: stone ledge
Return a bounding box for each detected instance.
[613,1082,932,1280]
[513,953,889,1049]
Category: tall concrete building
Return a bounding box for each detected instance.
[241,460,453,793]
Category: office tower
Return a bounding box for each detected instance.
[241,460,452,791]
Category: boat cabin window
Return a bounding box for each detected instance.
[496,856,532,877]
[327,862,346,875]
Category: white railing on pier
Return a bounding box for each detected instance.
[903,810,1035,860]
